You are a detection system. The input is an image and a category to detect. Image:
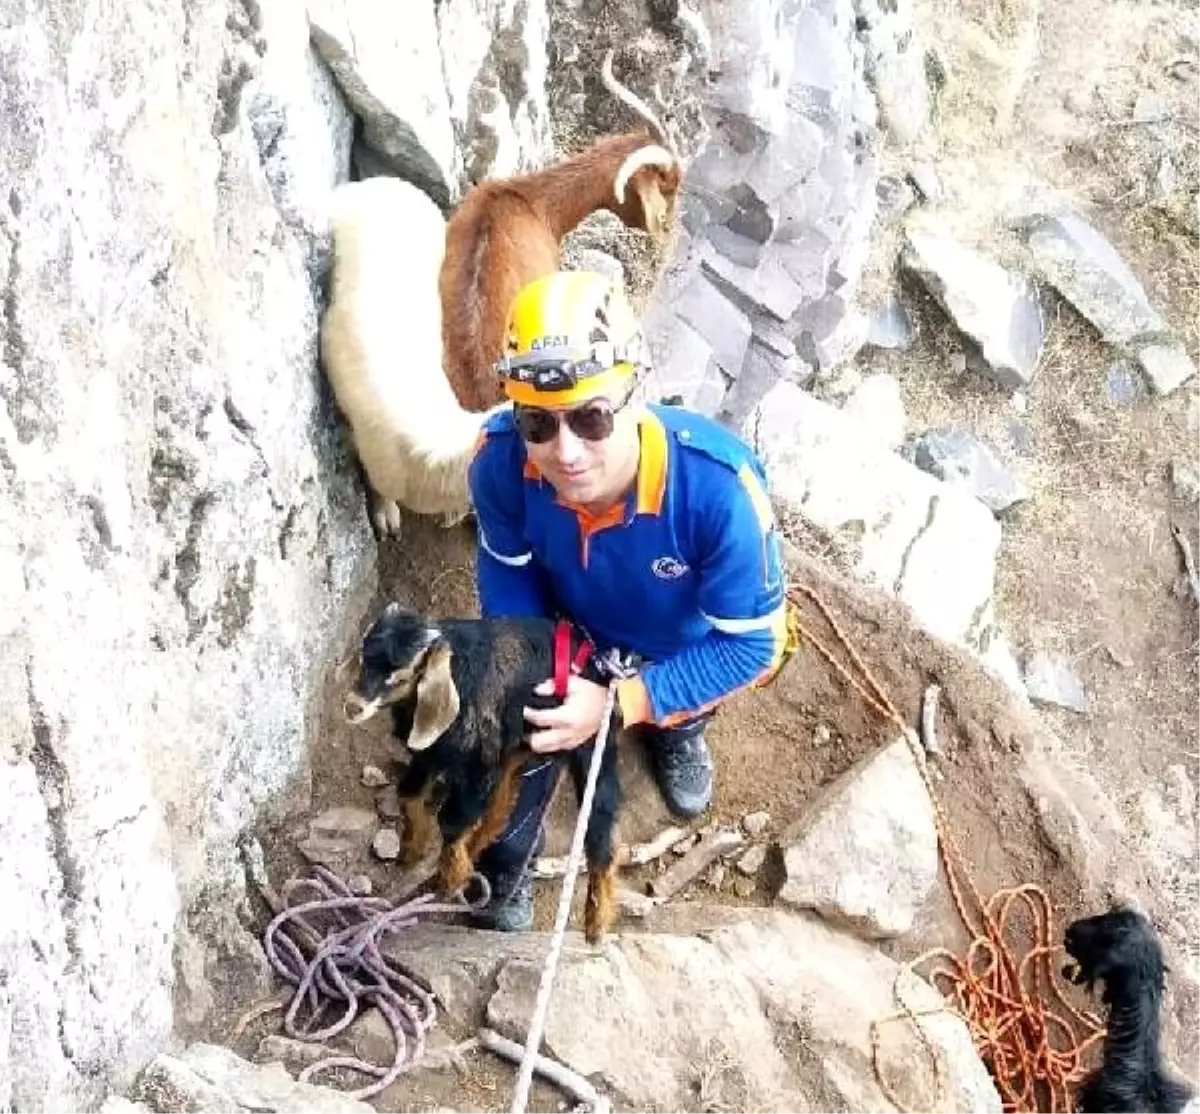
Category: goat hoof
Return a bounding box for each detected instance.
[371,498,403,538]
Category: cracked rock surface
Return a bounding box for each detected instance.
[0,0,374,1106]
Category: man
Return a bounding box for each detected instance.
[465,269,792,930]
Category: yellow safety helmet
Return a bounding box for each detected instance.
[493,270,648,407]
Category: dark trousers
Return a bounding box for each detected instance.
[476,711,714,885]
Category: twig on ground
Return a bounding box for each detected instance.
[478,1027,610,1112]
[533,825,689,878]
[1170,523,1199,603]
[231,987,293,1038]
[920,683,943,757]
[647,828,744,902]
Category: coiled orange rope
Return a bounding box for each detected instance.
[786,583,1105,1113]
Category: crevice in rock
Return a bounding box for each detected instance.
[223,397,284,512]
[174,493,215,641]
[24,659,83,964]
[892,491,938,596]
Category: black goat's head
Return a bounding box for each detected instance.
[342,602,460,751]
[1063,906,1167,1000]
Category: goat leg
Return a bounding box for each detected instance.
[584,859,618,944]
[438,752,526,894]
[464,753,529,860]
[438,818,484,895]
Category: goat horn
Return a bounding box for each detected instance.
[601,48,678,158]
[613,144,677,205]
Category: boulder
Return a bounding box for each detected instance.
[307,0,457,205]
[903,220,1046,390]
[1019,211,1195,394]
[471,913,1001,1113]
[778,738,938,938]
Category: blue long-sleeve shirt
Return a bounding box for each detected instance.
[467,404,788,726]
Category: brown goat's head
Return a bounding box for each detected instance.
[602,48,683,241]
[342,602,460,751]
[612,147,683,239]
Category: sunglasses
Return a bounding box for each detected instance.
[514,390,634,445]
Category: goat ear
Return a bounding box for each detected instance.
[407,640,460,751]
[634,177,670,239]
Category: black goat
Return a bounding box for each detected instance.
[1063,907,1195,1113]
[342,601,625,943]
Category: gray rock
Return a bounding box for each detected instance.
[0,0,373,1104]
[737,845,768,876]
[1170,461,1200,503]
[742,810,771,837]
[1132,92,1170,124]
[717,339,791,428]
[645,309,729,417]
[843,374,907,452]
[1133,339,1197,396]
[778,739,938,939]
[1022,652,1089,714]
[361,764,389,788]
[854,0,932,144]
[908,163,943,202]
[435,0,553,192]
[480,913,1000,1112]
[672,271,754,377]
[700,240,807,324]
[903,219,1046,389]
[866,293,918,350]
[311,807,377,840]
[743,383,1002,652]
[132,1043,374,1113]
[308,0,457,207]
[876,175,917,220]
[1105,361,1145,405]
[908,429,1030,515]
[376,785,403,819]
[1021,211,1167,346]
[372,827,402,861]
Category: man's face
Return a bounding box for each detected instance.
[515,387,641,507]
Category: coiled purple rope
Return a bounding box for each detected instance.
[262,864,491,1099]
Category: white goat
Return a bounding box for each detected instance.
[319,176,505,537]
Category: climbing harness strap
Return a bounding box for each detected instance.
[552,618,594,699]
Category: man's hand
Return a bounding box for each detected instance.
[524,674,610,753]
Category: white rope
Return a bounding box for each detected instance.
[508,679,619,1114]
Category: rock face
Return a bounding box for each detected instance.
[0,0,375,1107]
[398,914,1002,1113]
[641,0,881,416]
[778,738,939,938]
[310,0,554,206]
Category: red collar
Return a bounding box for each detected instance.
[553,619,594,698]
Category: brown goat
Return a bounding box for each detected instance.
[439,51,684,412]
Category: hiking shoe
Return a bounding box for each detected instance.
[648,729,714,819]
[471,868,534,933]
